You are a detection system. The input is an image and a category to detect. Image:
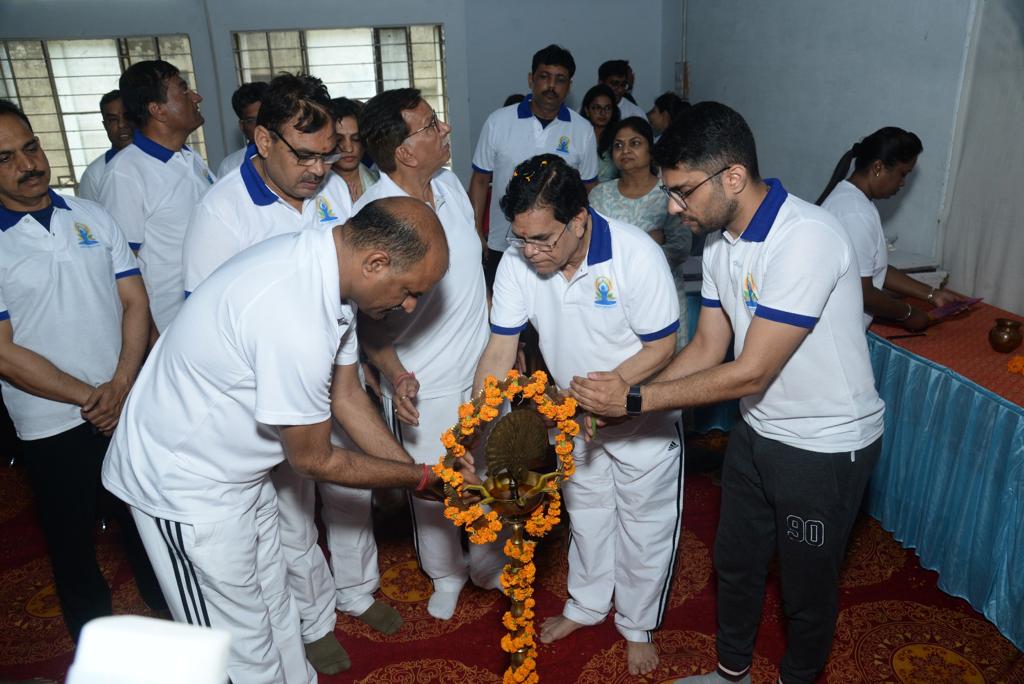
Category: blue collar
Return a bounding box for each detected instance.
[740,178,787,242]
[0,190,70,231]
[239,144,278,207]
[132,129,178,163]
[586,207,612,266]
[517,95,572,123]
[104,146,122,163]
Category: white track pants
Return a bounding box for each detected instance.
[382,387,506,592]
[270,464,338,642]
[561,413,684,643]
[131,483,316,684]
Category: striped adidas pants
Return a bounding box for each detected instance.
[561,412,684,643]
[130,480,316,684]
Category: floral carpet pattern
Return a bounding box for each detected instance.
[0,432,1021,683]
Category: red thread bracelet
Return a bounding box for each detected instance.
[415,463,430,492]
[393,371,415,389]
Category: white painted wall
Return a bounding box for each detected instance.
[940,0,1024,315]
[683,0,976,260]
[0,0,682,185]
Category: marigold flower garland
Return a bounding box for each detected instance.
[434,369,578,683]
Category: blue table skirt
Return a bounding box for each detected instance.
[866,333,1024,650]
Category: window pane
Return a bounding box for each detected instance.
[378,28,410,91]
[305,28,376,100]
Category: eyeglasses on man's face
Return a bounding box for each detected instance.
[272,129,342,167]
[660,166,730,210]
[506,218,573,253]
[405,112,441,141]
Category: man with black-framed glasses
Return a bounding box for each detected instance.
[572,102,884,684]
[181,72,374,678]
[475,153,682,677]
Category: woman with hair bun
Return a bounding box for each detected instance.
[818,127,965,331]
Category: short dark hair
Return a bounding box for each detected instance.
[503,93,525,107]
[231,82,268,118]
[119,60,180,127]
[611,116,658,175]
[816,127,923,204]
[531,44,575,78]
[500,154,589,225]
[0,99,32,131]
[579,84,620,157]
[99,89,121,111]
[257,73,332,134]
[653,101,760,180]
[330,96,363,122]
[598,60,629,82]
[345,198,431,271]
[358,88,422,174]
[653,91,689,120]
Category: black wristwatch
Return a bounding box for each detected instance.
[625,384,643,416]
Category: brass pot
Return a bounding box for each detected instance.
[989,318,1023,353]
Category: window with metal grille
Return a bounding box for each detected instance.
[232,25,448,129]
[0,35,206,196]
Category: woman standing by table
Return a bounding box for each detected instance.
[817,127,964,331]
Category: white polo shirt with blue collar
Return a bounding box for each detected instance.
[0,191,140,440]
[96,130,215,332]
[351,169,489,399]
[78,147,121,202]
[181,144,353,296]
[490,208,678,392]
[473,96,599,252]
[701,179,885,452]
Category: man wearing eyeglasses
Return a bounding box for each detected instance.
[329,88,498,622]
[181,73,374,677]
[96,59,215,333]
[572,102,884,684]
[217,81,268,178]
[474,153,682,677]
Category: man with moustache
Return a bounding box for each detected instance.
[78,90,133,201]
[217,81,268,178]
[327,87,499,621]
[469,44,599,289]
[183,72,386,675]
[97,59,214,332]
[0,99,165,641]
[572,103,885,684]
[104,196,457,684]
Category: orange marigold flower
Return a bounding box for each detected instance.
[441,430,457,448]
[1008,355,1024,374]
[555,441,574,455]
[451,443,466,457]
[458,402,475,419]
[558,419,580,436]
[531,370,548,385]
[484,375,499,387]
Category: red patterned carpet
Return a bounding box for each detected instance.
[1,431,1021,683]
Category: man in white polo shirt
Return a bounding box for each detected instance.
[0,100,165,641]
[182,72,362,674]
[332,87,498,622]
[598,60,648,122]
[475,154,682,677]
[97,59,214,332]
[103,197,459,684]
[469,44,599,289]
[572,102,886,684]
[216,81,268,178]
[77,89,133,201]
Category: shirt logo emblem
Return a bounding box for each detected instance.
[594,276,617,307]
[555,136,570,154]
[742,272,759,311]
[74,223,99,247]
[317,196,338,222]
[205,171,215,185]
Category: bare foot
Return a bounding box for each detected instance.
[627,640,659,676]
[539,615,585,644]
